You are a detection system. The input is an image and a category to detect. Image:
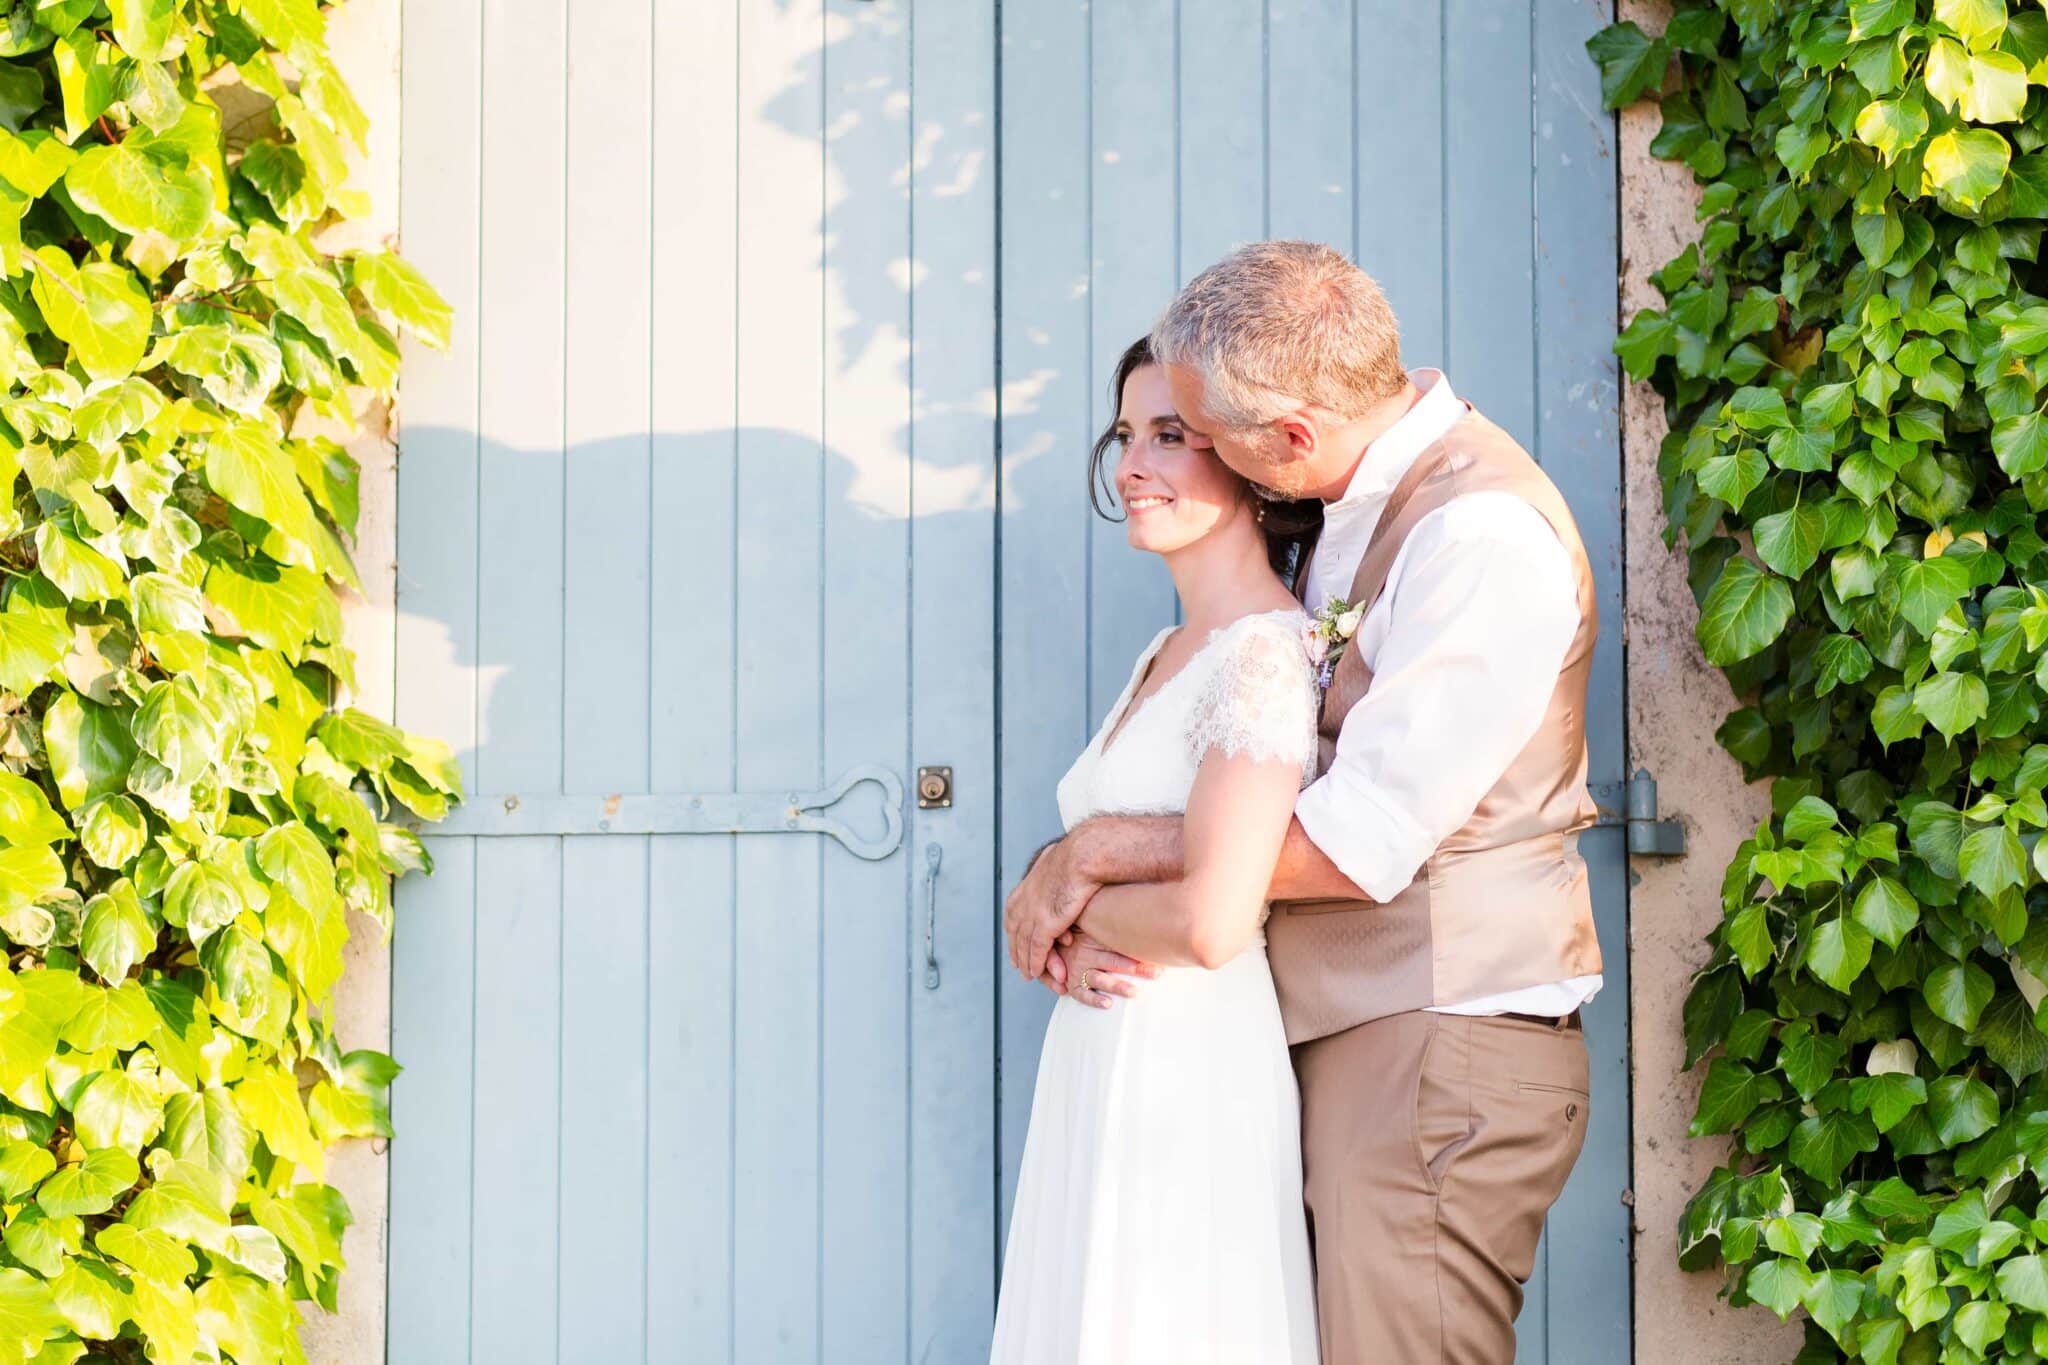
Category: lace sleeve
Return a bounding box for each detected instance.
[1183,614,1318,782]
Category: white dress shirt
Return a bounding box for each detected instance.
[1291,369,1603,1017]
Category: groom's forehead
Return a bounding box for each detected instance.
[1162,364,1213,420]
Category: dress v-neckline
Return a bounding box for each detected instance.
[1095,608,1302,759]
[1097,627,1182,758]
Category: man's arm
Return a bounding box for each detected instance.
[1005,811,1367,980]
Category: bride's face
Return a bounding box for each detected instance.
[1110,364,1253,556]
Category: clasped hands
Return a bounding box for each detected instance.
[1003,833,1158,1009]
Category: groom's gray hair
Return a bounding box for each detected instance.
[1150,241,1406,429]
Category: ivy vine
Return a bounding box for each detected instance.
[0,0,456,1361]
[1594,0,2048,1358]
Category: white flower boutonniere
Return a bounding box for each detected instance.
[1304,596,1364,691]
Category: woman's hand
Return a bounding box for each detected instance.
[1048,931,1158,1009]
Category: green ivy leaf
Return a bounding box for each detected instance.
[1850,0,1914,40]
[1745,1256,1813,1317]
[1852,875,1919,947]
[1992,409,2048,477]
[1698,557,1795,666]
[1850,1071,1927,1132]
[71,1068,163,1153]
[1585,22,1671,108]
[1789,1110,1881,1183]
[1780,1025,1850,1098]
[1973,988,2048,1082]
[1692,1057,1783,1135]
[351,250,452,350]
[107,0,176,63]
[64,143,210,242]
[0,1267,64,1353]
[95,1222,193,1285]
[233,1061,321,1172]
[1924,959,1997,1030]
[34,1146,137,1217]
[1897,555,1975,635]
[1923,126,2011,210]
[1808,916,1875,992]
[1960,821,2026,894]
[1803,1267,1864,1340]
[1916,670,1990,740]
[48,1257,126,1340]
[202,423,321,563]
[1927,1073,2000,1145]
[1726,902,1775,977]
[1856,96,1928,161]
[28,246,150,381]
[1998,1254,2048,1312]
[0,1141,52,1202]
[1754,503,1827,578]
[1698,447,1770,509]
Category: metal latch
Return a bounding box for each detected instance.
[406,764,906,861]
[1591,769,1686,857]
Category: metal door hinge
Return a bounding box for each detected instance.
[1590,769,1686,857]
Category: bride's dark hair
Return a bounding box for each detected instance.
[1087,336,1321,579]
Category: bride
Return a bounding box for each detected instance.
[989,338,1322,1364]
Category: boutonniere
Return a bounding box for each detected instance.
[1304,596,1364,690]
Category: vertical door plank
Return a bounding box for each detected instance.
[734,0,827,1357]
[388,0,480,1358]
[386,843,474,1365]
[1267,0,1353,248]
[1354,0,1445,364]
[819,1,912,1359]
[558,0,654,1354]
[909,0,999,1351]
[1088,0,1178,712]
[1443,0,1534,436]
[473,0,566,801]
[1532,2,1631,1361]
[1179,0,1264,275]
[996,0,1092,1237]
[647,0,739,1355]
[465,1,567,1350]
[467,839,562,1361]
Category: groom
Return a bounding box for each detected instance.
[1006,240,1603,1363]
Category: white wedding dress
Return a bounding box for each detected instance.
[990,609,1321,1365]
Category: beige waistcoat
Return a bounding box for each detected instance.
[1266,407,1604,1044]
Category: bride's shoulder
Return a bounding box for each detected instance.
[1208,607,1314,664]
[1185,607,1319,767]
[1194,608,1317,694]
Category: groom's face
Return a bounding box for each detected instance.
[1161,364,1309,499]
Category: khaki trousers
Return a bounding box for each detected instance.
[1293,1011,1590,1364]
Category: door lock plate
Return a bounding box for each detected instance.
[917,766,953,809]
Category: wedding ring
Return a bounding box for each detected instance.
[1079,968,1094,994]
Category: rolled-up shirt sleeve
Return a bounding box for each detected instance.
[1292,493,1582,902]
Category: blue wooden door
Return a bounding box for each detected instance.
[386,0,1630,1360]
[996,1,1632,1359]
[385,0,997,1361]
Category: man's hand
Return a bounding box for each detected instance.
[1004,834,1101,981]
[1049,931,1158,1009]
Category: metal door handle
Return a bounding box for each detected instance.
[923,843,943,989]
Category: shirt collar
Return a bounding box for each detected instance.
[1327,369,1461,511]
